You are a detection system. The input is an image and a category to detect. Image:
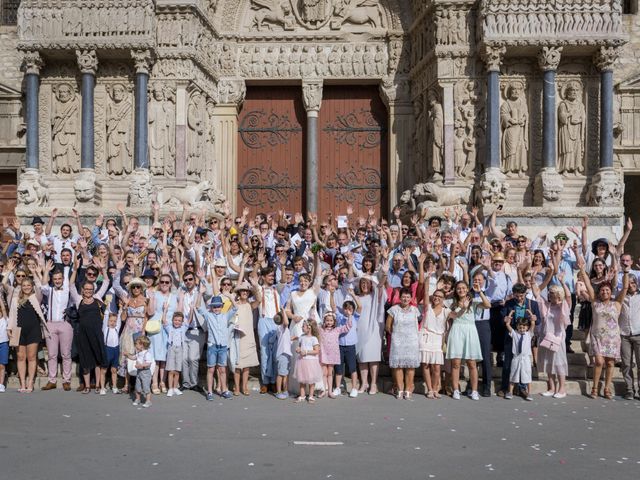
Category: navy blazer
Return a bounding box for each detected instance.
[502,297,541,334]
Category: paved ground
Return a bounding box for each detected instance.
[1,389,639,480]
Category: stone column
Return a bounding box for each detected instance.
[213,78,246,214]
[588,46,624,207]
[535,46,564,204]
[442,83,455,185]
[75,50,98,204]
[478,45,509,207]
[175,82,189,181]
[129,50,155,208]
[302,80,323,214]
[380,78,413,211]
[17,52,48,209]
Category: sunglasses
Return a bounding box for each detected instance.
[131,285,142,289]
[86,272,97,276]
[184,278,195,282]
[15,274,26,278]
[221,282,232,287]
[159,280,171,285]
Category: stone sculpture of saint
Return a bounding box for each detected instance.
[187,93,205,176]
[106,83,133,176]
[500,82,529,175]
[427,91,444,177]
[558,82,585,175]
[51,83,80,174]
[148,85,176,175]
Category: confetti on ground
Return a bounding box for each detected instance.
[63,414,71,418]
[248,463,254,466]
[152,463,159,466]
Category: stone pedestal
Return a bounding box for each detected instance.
[73,169,97,205]
[128,169,153,208]
[587,168,624,207]
[477,167,509,207]
[534,168,564,205]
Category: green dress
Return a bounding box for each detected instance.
[446,302,483,361]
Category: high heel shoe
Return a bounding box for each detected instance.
[603,387,613,400]
[589,387,598,399]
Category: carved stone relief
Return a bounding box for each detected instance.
[105,83,134,176]
[426,89,443,178]
[187,90,206,176]
[557,80,586,175]
[51,83,81,175]
[453,79,482,178]
[500,80,529,176]
[148,83,176,176]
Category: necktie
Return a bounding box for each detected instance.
[517,333,523,355]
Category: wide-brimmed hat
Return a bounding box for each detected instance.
[31,216,45,226]
[591,238,609,255]
[492,252,505,262]
[209,296,224,307]
[360,274,379,286]
[234,281,252,293]
[127,277,147,291]
[213,258,226,268]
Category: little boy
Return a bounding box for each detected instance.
[274,310,291,400]
[101,311,122,394]
[198,295,237,400]
[334,296,362,398]
[165,311,187,397]
[128,336,153,408]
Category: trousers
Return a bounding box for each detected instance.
[620,334,640,394]
[45,321,74,383]
[475,321,492,390]
[182,329,205,388]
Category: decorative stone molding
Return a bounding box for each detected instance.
[481,45,506,72]
[22,51,44,75]
[214,78,246,106]
[74,170,97,204]
[477,168,510,206]
[587,168,624,207]
[128,169,153,207]
[535,168,564,203]
[131,50,154,75]
[17,169,49,208]
[302,80,323,113]
[76,50,99,75]
[480,0,627,47]
[593,46,619,72]
[538,46,562,72]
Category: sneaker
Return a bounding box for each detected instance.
[452,390,461,400]
[623,392,634,401]
[332,387,341,397]
[349,388,358,398]
[142,401,152,408]
[206,392,214,401]
[481,386,492,397]
[174,388,183,396]
[553,392,567,399]
[0,384,5,393]
[99,388,107,396]
[525,395,533,401]
[504,392,513,400]
[275,392,288,400]
[221,390,233,399]
[541,390,555,397]
[112,387,120,394]
[166,389,174,397]
[132,400,140,406]
[470,391,480,401]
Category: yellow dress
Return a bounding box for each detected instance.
[235,303,259,369]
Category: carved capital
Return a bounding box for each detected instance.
[538,46,562,72]
[131,50,154,75]
[481,45,506,72]
[76,50,98,75]
[594,46,619,72]
[302,80,323,112]
[477,168,509,206]
[22,51,44,75]
[587,168,624,207]
[128,169,153,208]
[214,78,246,106]
[379,76,410,107]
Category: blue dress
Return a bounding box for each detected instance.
[149,291,177,362]
[446,302,483,361]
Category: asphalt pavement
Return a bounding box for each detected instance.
[1,389,639,480]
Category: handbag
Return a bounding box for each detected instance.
[539,332,562,352]
[145,320,161,335]
[9,327,21,347]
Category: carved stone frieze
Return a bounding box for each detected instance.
[148,83,176,176]
[154,180,225,208]
[51,82,81,175]
[500,79,529,175]
[477,168,510,206]
[453,79,483,178]
[105,83,134,176]
[128,169,153,207]
[557,80,586,175]
[480,0,627,47]
[187,90,207,176]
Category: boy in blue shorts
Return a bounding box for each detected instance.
[198,294,237,400]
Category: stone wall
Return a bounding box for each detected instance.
[0,26,21,89]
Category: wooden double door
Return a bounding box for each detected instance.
[237,85,387,219]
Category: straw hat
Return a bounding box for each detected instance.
[491,252,505,262]
[234,281,252,293]
[127,277,147,291]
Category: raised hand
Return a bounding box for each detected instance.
[346,204,354,216]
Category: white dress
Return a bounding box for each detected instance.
[419,305,450,365]
[356,287,387,363]
[509,330,533,384]
[288,288,319,394]
[388,305,421,369]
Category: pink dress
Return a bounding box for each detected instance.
[537,296,570,377]
[319,323,351,365]
[589,302,622,360]
[293,334,323,384]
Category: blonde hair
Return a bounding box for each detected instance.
[135,335,151,349]
[547,284,565,300]
[304,319,320,339]
[18,277,35,307]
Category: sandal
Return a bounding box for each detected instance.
[233,389,240,396]
[589,387,598,399]
[434,391,441,399]
[307,396,316,403]
[405,392,412,400]
[294,396,305,403]
[18,387,27,393]
[369,386,378,395]
[242,390,250,396]
[121,385,129,394]
[603,387,613,400]
[358,384,369,394]
[82,388,91,394]
[317,390,326,399]
[160,383,167,394]
[151,387,161,395]
[426,391,435,399]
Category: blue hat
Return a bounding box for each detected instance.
[141,268,157,279]
[209,296,224,308]
[196,227,208,236]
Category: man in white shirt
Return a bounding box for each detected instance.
[40,270,73,391]
[257,266,281,394]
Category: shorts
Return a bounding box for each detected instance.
[135,368,152,394]
[105,345,119,369]
[207,344,228,367]
[165,344,183,372]
[0,341,8,365]
[276,354,290,377]
[335,345,357,376]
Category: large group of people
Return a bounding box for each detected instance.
[0,202,639,406]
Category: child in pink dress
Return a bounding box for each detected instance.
[293,320,323,403]
[319,310,351,399]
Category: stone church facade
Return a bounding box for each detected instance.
[0,0,639,245]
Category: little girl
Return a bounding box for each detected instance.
[293,319,323,403]
[274,310,291,400]
[127,335,154,407]
[101,311,122,394]
[504,313,536,401]
[319,311,351,399]
[165,311,187,397]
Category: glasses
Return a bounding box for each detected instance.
[86,272,97,277]
[221,282,232,287]
[159,280,171,285]
[15,274,26,278]
[152,267,160,271]
[433,294,445,299]
[131,285,142,289]
[184,278,195,282]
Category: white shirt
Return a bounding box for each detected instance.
[41,281,70,322]
[260,286,280,318]
[102,312,121,348]
[48,234,78,263]
[0,316,8,343]
[135,349,153,367]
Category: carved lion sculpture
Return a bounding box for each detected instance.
[17,173,49,207]
[155,180,225,208]
[412,182,472,208]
